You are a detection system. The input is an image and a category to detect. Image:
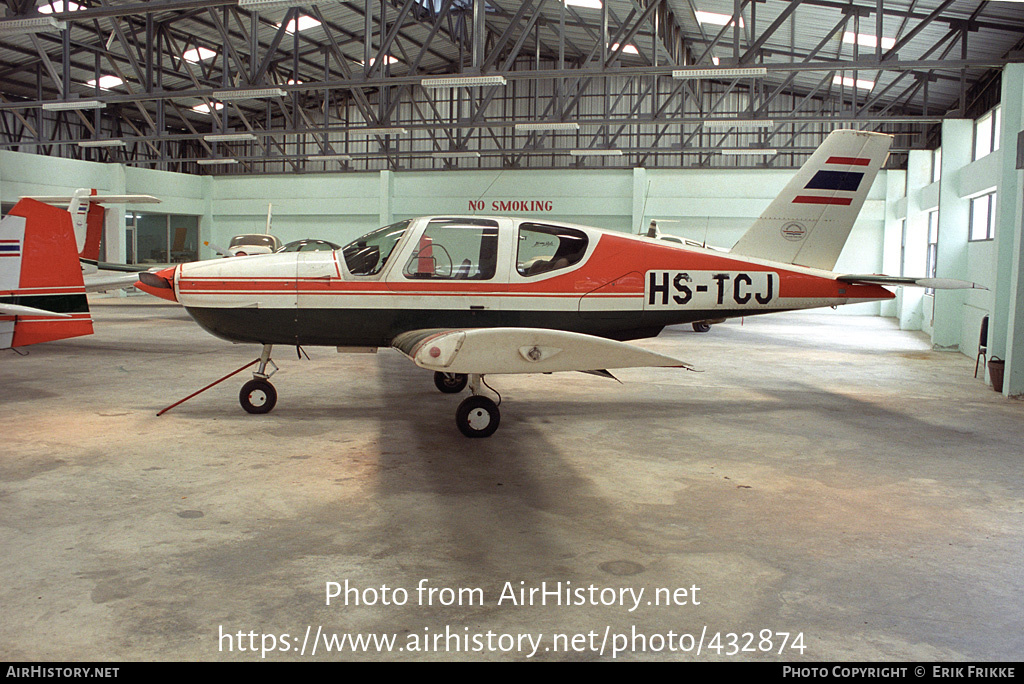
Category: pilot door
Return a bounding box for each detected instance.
[385,217,510,331]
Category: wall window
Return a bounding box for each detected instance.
[925,210,939,294]
[899,218,907,277]
[931,147,941,184]
[969,192,997,242]
[125,212,199,265]
[974,106,1001,160]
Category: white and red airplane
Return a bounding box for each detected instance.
[0,198,93,349]
[136,130,980,437]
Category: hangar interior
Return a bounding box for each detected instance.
[2,0,1024,662]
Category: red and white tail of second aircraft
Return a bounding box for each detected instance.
[0,199,93,350]
[23,188,161,292]
[136,130,983,436]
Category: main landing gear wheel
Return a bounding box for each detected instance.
[456,395,500,438]
[240,378,277,414]
[692,322,712,333]
[434,371,468,394]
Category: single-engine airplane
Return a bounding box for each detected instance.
[137,130,981,436]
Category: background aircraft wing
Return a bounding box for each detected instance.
[84,272,141,292]
[392,327,692,375]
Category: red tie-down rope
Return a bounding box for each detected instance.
[157,358,259,416]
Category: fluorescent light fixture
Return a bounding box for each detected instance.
[85,75,124,90]
[77,139,125,148]
[317,154,351,161]
[196,158,239,165]
[421,75,507,88]
[432,151,481,159]
[191,102,224,114]
[42,100,105,111]
[515,121,580,131]
[564,0,601,8]
[610,43,639,55]
[719,148,778,155]
[833,75,876,90]
[0,16,65,33]
[203,133,257,142]
[359,55,400,67]
[37,1,83,12]
[712,55,720,66]
[570,149,623,156]
[702,119,774,128]
[238,0,312,7]
[673,67,767,79]
[183,46,216,63]
[695,10,744,28]
[842,31,896,50]
[278,14,320,34]
[213,88,286,100]
[352,127,407,135]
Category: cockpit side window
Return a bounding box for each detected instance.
[402,218,499,280]
[342,220,410,276]
[516,223,588,277]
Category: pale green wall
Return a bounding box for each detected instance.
[887,70,1020,390]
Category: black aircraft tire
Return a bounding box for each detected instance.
[692,322,712,333]
[240,378,277,414]
[456,396,501,438]
[434,371,468,394]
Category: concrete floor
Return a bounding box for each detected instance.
[1,297,1022,662]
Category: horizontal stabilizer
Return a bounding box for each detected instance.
[392,327,692,375]
[0,303,72,318]
[837,275,987,290]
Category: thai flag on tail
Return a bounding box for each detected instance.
[792,155,872,206]
[0,239,20,257]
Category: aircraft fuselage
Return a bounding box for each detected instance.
[140,215,894,348]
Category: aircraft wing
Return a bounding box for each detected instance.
[392,327,692,375]
[837,275,987,290]
[23,194,161,205]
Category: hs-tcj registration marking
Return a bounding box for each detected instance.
[647,271,777,308]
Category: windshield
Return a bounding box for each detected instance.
[342,220,410,276]
[278,240,340,253]
[230,235,278,248]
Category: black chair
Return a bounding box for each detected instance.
[975,315,989,378]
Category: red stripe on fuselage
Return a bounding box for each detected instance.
[173,232,894,305]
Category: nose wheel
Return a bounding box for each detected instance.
[239,344,278,415]
[240,378,277,414]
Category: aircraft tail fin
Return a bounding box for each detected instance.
[729,129,891,271]
[0,199,93,349]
